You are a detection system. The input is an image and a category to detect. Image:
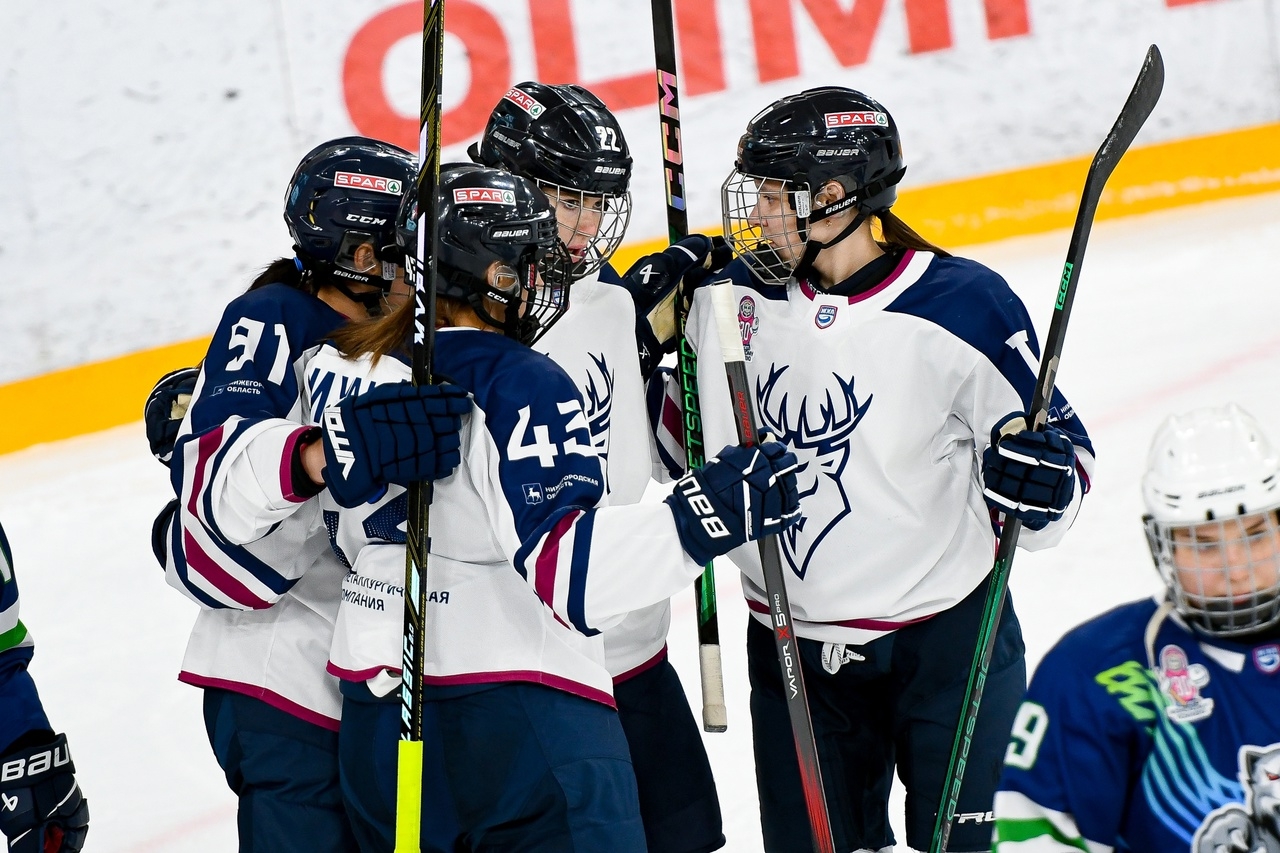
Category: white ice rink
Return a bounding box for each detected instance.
[3,192,1280,851]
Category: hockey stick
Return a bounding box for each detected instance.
[708,281,835,852]
[650,0,727,733]
[928,44,1164,853]
[397,0,445,849]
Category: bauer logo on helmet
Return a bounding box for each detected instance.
[823,111,889,128]
[454,188,517,206]
[334,171,403,195]
[503,87,545,118]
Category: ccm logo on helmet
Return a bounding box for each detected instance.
[454,188,516,206]
[824,111,889,128]
[346,214,388,225]
[334,171,404,195]
[503,87,545,118]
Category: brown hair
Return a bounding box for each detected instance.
[874,210,951,258]
[329,294,478,364]
[246,257,320,294]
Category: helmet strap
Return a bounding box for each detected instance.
[794,210,869,284]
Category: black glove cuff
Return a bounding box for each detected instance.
[0,732,75,787]
[290,427,325,500]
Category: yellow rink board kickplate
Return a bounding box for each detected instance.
[4,120,1280,456]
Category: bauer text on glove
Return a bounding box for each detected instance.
[321,383,470,508]
[0,732,89,853]
[981,413,1076,531]
[665,439,802,566]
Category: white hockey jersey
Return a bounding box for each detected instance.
[314,327,705,706]
[686,251,1096,646]
[534,268,671,679]
[156,283,346,727]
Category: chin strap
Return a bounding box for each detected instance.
[296,252,393,316]
[790,168,906,285]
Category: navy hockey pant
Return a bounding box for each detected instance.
[615,654,726,853]
[748,577,1026,853]
[202,687,357,853]
[338,680,647,852]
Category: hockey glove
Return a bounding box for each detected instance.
[622,235,733,379]
[665,438,802,567]
[0,732,89,853]
[321,382,470,508]
[981,413,1076,531]
[143,365,200,466]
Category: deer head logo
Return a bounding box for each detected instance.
[757,363,872,579]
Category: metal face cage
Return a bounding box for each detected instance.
[540,182,631,281]
[1145,509,1280,638]
[721,171,810,286]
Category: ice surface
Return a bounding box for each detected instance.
[2,193,1279,850]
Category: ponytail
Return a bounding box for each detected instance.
[875,211,951,258]
[247,256,319,295]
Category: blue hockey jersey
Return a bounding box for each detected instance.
[994,597,1280,852]
[0,521,51,753]
[314,326,708,705]
[157,282,350,727]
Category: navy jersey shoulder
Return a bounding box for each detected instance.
[187,283,345,434]
[597,261,623,285]
[1038,597,1159,680]
[885,255,1039,368]
[433,330,604,540]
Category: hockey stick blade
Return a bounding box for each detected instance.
[709,282,835,853]
[930,46,1163,853]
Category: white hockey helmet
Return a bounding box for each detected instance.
[1142,404,1280,638]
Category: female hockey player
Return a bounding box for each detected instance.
[674,86,1096,853]
[149,137,469,852]
[994,403,1280,852]
[0,520,89,853]
[467,80,728,853]
[305,162,800,852]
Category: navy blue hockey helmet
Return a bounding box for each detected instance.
[400,164,572,345]
[284,136,415,293]
[468,82,632,281]
[722,87,907,284]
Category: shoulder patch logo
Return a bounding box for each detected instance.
[1254,644,1280,675]
[523,483,544,505]
[738,296,760,361]
[1156,643,1214,723]
[815,304,837,329]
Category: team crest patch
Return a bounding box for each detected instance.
[522,483,544,505]
[1255,644,1280,674]
[820,642,865,675]
[815,305,837,329]
[1156,644,1214,723]
[738,296,760,361]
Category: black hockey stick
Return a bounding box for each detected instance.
[929,44,1164,853]
[708,281,835,852]
[650,0,727,733]
[397,0,445,847]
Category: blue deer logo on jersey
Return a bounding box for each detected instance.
[579,353,614,489]
[757,364,872,579]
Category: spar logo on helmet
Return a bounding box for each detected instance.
[334,171,404,196]
[453,188,517,206]
[503,87,545,119]
[824,111,889,129]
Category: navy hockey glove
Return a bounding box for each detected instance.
[0,732,89,853]
[981,413,1076,531]
[622,234,733,378]
[321,382,470,508]
[143,365,200,466]
[665,438,802,566]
